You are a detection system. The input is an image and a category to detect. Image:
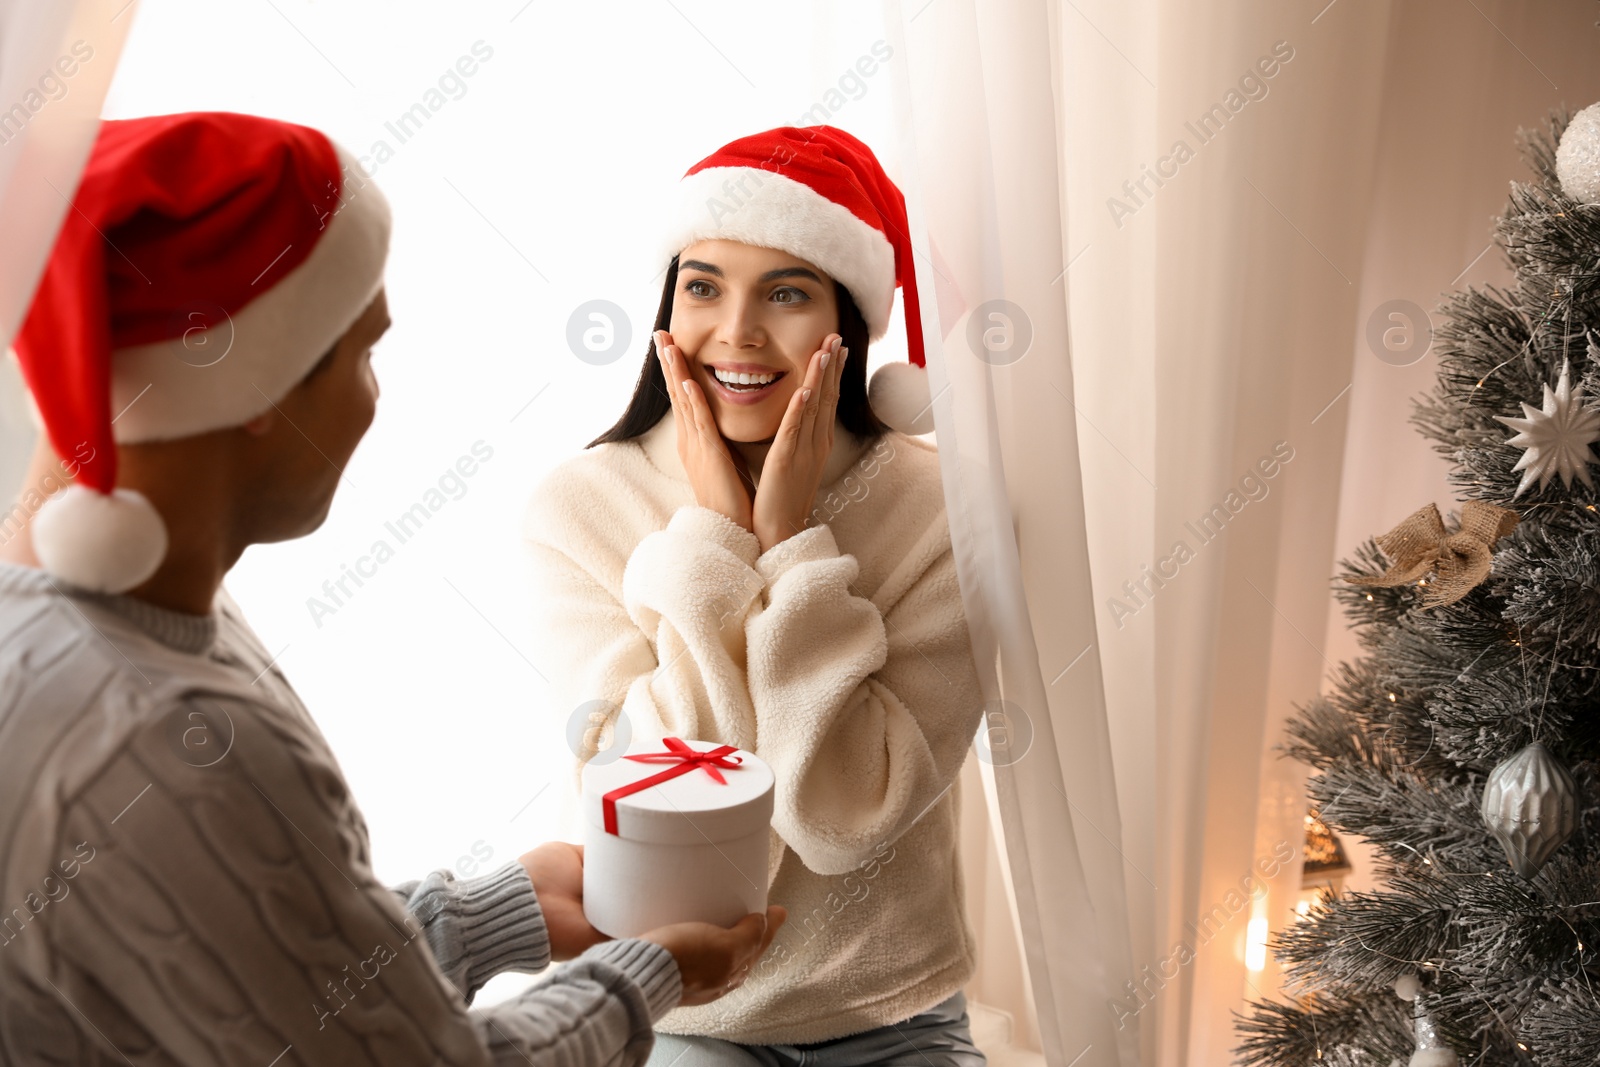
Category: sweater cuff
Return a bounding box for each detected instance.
[756,522,840,585]
[453,862,552,993]
[579,938,684,1022]
[668,505,761,568]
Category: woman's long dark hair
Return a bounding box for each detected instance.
[587,255,890,448]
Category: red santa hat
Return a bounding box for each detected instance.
[659,125,931,435]
[10,111,390,594]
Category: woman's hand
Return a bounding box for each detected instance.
[518,842,610,961]
[656,329,755,533]
[752,333,847,553]
[640,906,788,1006]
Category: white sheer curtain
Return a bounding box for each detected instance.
[890,2,1600,1066]
[885,1,1382,1061]
[887,2,1136,1064]
[0,0,136,486]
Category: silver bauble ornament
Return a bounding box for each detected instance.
[1556,101,1600,203]
[1479,741,1578,878]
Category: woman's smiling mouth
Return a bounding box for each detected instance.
[706,363,788,404]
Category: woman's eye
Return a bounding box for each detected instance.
[685,279,716,298]
[771,286,809,305]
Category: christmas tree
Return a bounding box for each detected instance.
[1234,105,1600,1067]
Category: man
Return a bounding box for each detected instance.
[0,111,782,1066]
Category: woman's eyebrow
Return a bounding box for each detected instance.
[758,267,823,283]
[679,261,821,284]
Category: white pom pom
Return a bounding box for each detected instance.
[1408,1048,1459,1067]
[33,485,167,594]
[868,361,933,435]
[1393,972,1422,1002]
[1555,101,1600,204]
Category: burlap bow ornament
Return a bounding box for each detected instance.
[1345,501,1520,608]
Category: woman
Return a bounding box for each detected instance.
[523,126,987,1065]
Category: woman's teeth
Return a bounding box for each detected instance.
[712,368,781,391]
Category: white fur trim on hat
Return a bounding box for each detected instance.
[33,485,167,594]
[662,166,896,340]
[108,148,391,444]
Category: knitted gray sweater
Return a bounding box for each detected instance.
[0,562,681,1065]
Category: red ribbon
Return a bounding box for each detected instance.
[602,736,744,836]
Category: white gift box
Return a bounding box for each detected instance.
[581,736,774,938]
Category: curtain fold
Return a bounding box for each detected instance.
[890,2,1391,1064]
[1139,5,1396,1062]
[886,2,1138,1064]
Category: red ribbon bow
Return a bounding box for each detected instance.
[602,736,744,836]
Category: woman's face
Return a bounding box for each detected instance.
[668,239,839,443]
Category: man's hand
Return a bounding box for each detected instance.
[518,842,610,961]
[640,906,788,1006]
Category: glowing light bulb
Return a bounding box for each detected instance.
[1246,914,1269,971]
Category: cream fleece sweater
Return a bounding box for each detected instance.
[522,409,985,1044]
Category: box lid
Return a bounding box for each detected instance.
[581,736,774,845]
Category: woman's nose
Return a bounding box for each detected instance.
[714,297,765,348]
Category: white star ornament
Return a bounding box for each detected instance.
[1493,357,1600,498]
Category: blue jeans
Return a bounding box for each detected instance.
[647,991,987,1067]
